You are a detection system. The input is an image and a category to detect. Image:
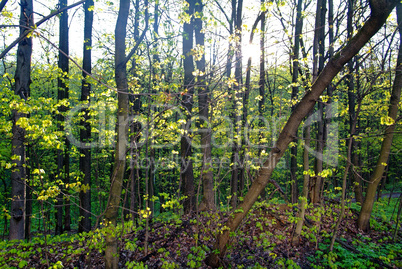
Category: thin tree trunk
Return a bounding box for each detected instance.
[312,0,326,204]
[230,0,243,209]
[55,0,69,236]
[0,0,9,13]
[10,0,33,241]
[79,0,94,233]
[357,1,402,232]
[104,0,130,267]
[291,0,306,243]
[206,1,398,265]
[290,0,303,204]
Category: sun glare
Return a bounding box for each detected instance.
[243,42,262,64]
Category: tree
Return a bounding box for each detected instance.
[205,0,398,266]
[290,0,303,204]
[181,0,196,214]
[195,0,215,212]
[79,0,94,233]
[104,0,130,267]
[310,0,327,204]
[55,0,70,235]
[357,1,402,232]
[10,0,33,241]
[0,0,8,13]
[230,0,243,208]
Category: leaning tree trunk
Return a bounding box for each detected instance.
[357,1,402,232]
[10,0,33,241]
[205,1,398,266]
[104,0,130,268]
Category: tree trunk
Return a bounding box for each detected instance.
[55,0,69,236]
[10,0,33,241]
[79,0,94,233]
[205,1,398,266]
[230,0,243,209]
[290,0,303,204]
[291,0,306,243]
[357,1,402,232]
[311,0,326,204]
[181,0,196,214]
[104,0,130,267]
[195,0,215,212]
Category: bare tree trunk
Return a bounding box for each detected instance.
[181,0,196,214]
[0,0,9,13]
[291,0,306,243]
[205,1,398,266]
[357,1,402,232]
[129,0,141,221]
[55,0,69,236]
[10,0,33,241]
[230,0,243,209]
[104,0,130,267]
[195,0,215,212]
[79,0,94,233]
[311,0,326,204]
[290,0,303,204]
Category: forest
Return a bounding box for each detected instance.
[0,0,402,268]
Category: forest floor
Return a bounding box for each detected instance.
[1,198,402,268]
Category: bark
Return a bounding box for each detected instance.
[10,0,33,241]
[128,0,142,220]
[311,0,326,204]
[104,0,130,267]
[25,157,31,240]
[181,0,196,214]
[357,1,402,232]
[55,0,69,236]
[195,0,215,212]
[244,10,266,197]
[0,0,8,13]
[290,0,303,204]
[205,1,398,266]
[79,0,94,233]
[292,0,306,243]
[330,96,362,251]
[259,2,266,135]
[0,0,86,60]
[230,0,243,209]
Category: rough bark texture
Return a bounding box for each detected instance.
[311,0,326,204]
[104,0,130,267]
[181,0,196,214]
[205,1,398,266]
[357,1,402,232]
[55,0,69,236]
[195,0,215,212]
[10,0,33,241]
[79,0,94,233]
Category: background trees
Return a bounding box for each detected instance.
[0,0,401,266]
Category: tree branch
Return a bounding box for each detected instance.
[0,0,86,59]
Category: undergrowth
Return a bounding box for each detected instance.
[0,198,401,268]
